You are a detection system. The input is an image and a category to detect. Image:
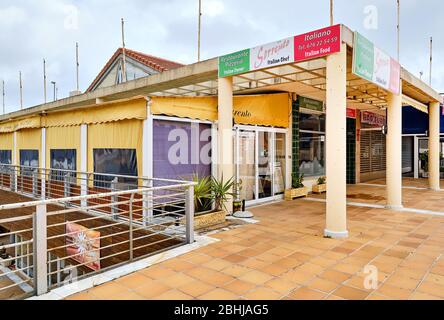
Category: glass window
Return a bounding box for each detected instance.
[299,113,326,132]
[50,149,77,181]
[0,150,12,165]
[299,111,326,177]
[153,120,212,182]
[299,132,325,177]
[20,150,39,176]
[93,149,138,189]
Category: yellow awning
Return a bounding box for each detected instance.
[43,97,148,127]
[151,96,218,121]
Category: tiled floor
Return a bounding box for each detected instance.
[66,188,444,301]
[310,178,444,212]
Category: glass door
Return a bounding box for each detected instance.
[237,131,257,201]
[235,127,288,205]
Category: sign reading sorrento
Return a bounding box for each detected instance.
[218,25,341,78]
[352,32,401,95]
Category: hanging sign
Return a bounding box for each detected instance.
[219,25,342,78]
[361,111,386,127]
[347,108,357,119]
[352,32,401,95]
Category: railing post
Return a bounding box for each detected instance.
[129,194,134,262]
[33,204,48,296]
[10,167,16,192]
[32,169,38,197]
[111,177,118,220]
[142,179,153,226]
[80,173,88,209]
[64,173,71,198]
[185,185,195,244]
[40,168,46,200]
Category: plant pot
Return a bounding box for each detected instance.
[312,184,327,194]
[285,187,308,200]
[182,210,227,230]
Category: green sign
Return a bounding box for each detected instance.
[298,96,324,112]
[218,49,250,78]
[352,32,374,82]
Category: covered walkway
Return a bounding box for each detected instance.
[67,197,444,300]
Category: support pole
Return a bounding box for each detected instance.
[325,42,348,239]
[33,204,48,296]
[185,185,195,244]
[386,84,403,210]
[80,124,88,208]
[429,101,441,191]
[217,77,234,213]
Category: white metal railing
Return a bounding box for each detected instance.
[0,164,195,299]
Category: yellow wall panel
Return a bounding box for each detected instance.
[87,119,143,177]
[46,126,81,170]
[0,133,13,151]
[16,128,41,166]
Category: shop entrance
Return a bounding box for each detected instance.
[234,126,288,206]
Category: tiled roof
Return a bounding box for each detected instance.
[86,48,184,92]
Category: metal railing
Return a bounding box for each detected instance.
[0,164,195,299]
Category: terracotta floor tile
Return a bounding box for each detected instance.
[66,292,98,300]
[133,280,171,299]
[385,275,421,291]
[260,263,289,277]
[410,292,442,300]
[179,281,215,298]
[108,291,145,300]
[198,288,239,300]
[221,265,253,277]
[87,282,130,300]
[156,289,194,300]
[281,270,315,285]
[332,286,369,300]
[243,287,282,300]
[159,273,196,288]
[202,258,232,271]
[319,270,351,284]
[416,281,444,298]
[223,280,256,295]
[307,278,340,294]
[376,283,412,300]
[239,270,274,285]
[114,273,152,290]
[289,287,326,300]
[141,266,176,280]
[264,278,299,294]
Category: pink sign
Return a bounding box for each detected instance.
[294,25,341,62]
[361,111,386,127]
[66,222,101,271]
[347,108,357,119]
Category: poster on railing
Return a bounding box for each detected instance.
[66,222,101,271]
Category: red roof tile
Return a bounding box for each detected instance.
[86,48,184,92]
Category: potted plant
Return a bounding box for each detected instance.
[185,175,236,230]
[312,176,327,194]
[285,173,308,200]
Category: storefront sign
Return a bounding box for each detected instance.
[352,32,401,95]
[361,111,386,127]
[347,108,357,119]
[294,24,341,62]
[299,96,324,112]
[218,49,250,78]
[66,222,101,271]
[219,25,342,78]
[250,37,294,71]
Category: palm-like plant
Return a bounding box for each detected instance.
[210,175,236,212]
[191,174,212,213]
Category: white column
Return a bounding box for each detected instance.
[429,101,441,191]
[142,99,154,225]
[325,42,348,239]
[80,124,88,208]
[218,77,234,212]
[386,84,403,210]
[41,128,46,199]
[413,136,419,179]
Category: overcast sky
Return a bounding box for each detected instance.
[0,0,443,113]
